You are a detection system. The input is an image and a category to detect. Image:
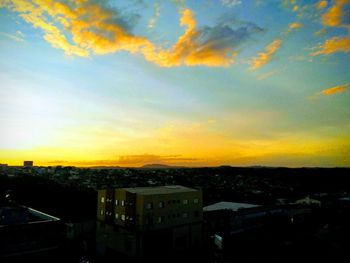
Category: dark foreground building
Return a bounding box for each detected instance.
[96,185,203,261]
[0,205,65,262]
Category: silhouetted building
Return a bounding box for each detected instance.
[23,161,33,167]
[204,202,289,263]
[0,164,8,172]
[0,205,65,261]
[96,185,203,261]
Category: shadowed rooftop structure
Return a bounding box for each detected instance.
[121,185,198,195]
[203,201,260,212]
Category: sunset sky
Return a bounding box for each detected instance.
[0,0,349,167]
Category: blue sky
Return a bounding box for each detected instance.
[0,0,349,167]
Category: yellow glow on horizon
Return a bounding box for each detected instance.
[1,123,349,167]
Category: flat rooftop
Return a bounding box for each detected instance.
[203,201,260,212]
[122,185,198,195]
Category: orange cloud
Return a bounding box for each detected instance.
[1,0,239,67]
[316,0,328,10]
[311,35,350,55]
[289,22,303,30]
[311,0,350,55]
[283,0,300,13]
[322,0,349,27]
[45,154,199,167]
[250,39,282,70]
[2,0,89,56]
[286,22,303,33]
[292,5,299,12]
[319,83,350,96]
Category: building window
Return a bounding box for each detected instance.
[101,197,105,203]
[159,201,164,208]
[183,199,188,205]
[182,213,188,218]
[121,200,125,206]
[158,216,165,224]
[146,202,153,209]
[100,209,104,215]
[194,198,199,204]
[194,211,199,217]
[115,213,119,219]
[115,200,119,206]
[121,214,125,221]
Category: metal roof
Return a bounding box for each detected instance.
[203,201,260,212]
[122,185,198,195]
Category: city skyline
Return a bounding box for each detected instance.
[0,0,349,167]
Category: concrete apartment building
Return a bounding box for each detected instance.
[96,185,203,260]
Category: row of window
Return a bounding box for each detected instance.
[101,197,116,203]
[100,210,130,222]
[100,197,127,206]
[145,199,199,210]
[101,197,200,208]
[100,209,200,222]
[115,213,133,221]
[144,211,200,225]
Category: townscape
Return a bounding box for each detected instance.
[1,163,350,262]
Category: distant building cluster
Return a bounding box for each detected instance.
[23,160,33,167]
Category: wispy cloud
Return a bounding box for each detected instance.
[0,30,24,42]
[257,69,279,80]
[282,0,350,56]
[311,35,350,55]
[311,83,350,99]
[249,18,303,71]
[0,0,262,67]
[316,0,328,10]
[321,0,349,27]
[319,83,350,96]
[148,3,160,29]
[249,39,282,70]
[49,154,198,167]
[288,22,303,30]
[221,0,242,8]
[314,28,327,36]
[117,154,198,165]
[171,0,186,8]
[286,22,303,34]
[283,0,300,13]
[312,0,350,56]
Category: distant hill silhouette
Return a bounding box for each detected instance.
[141,164,185,169]
[88,166,124,169]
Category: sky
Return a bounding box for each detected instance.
[0,0,349,167]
